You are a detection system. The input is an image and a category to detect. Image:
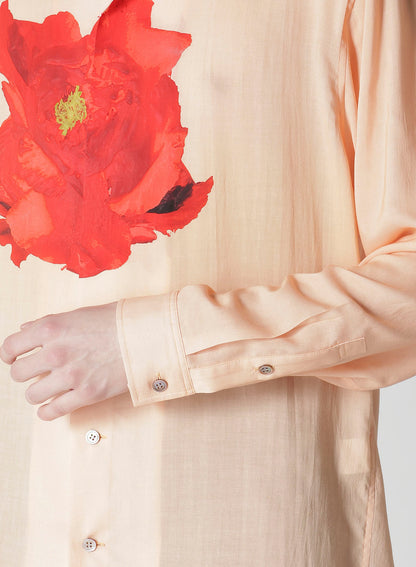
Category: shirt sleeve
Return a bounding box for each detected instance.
[116,0,416,407]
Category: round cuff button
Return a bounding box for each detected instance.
[82,538,97,552]
[152,378,168,392]
[258,364,274,375]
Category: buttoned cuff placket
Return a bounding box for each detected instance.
[116,290,195,407]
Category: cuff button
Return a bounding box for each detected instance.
[152,377,168,392]
[258,364,274,375]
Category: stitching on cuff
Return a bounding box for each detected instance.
[116,298,140,405]
[187,336,366,371]
[170,289,195,395]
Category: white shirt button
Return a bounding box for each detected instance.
[152,378,168,392]
[258,364,274,375]
[82,538,97,552]
[85,430,101,445]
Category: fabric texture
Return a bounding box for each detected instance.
[118,0,416,402]
[1,0,414,565]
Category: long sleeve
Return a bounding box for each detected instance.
[116,0,416,407]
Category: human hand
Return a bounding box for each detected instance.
[0,302,128,421]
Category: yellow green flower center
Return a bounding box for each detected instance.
[55,85,87,137]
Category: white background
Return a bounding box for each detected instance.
[379,379,416,566]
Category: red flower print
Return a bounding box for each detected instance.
[0,0,213,277]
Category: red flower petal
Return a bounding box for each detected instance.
[5,174,132,278]
[109,124,187,216]
[56,172,132,277]
[147,177,214,235]
[0,123,66,201]
[0,0,82,88]
[14,9,82,53]
[75,172,131,250]
[130,224,157,244]
[7,190,54,248]
[93,0,191,77]
[125,174,214,244]
[108,74,187,215]
[16,134,67,197]
[0,1,25,97]
[2,81,28,127]
[95,0,153,29]
[0,218,28,266]
[0,201,9,217]
[0,117,28,205]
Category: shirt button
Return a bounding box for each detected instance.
[152,378,168,392]
[258,364,274,375]
[85,430,101,445]
[82,538,97,552]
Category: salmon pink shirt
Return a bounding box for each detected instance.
[0,0,415,565]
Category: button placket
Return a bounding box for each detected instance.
[82,429,105,552]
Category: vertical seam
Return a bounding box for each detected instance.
[362,417,377,567]
[377,107,389,222]
[338,5,378,559]
[170,289,195,395]
[115,298,139,404]
[337,0,357,134]
[338,8,378,562]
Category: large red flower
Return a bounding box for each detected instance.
[0,0,213,277]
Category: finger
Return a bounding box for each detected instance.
[37,387,96,421]
[0,327,43,364]
[20,320,36,329]
[9,341,70,382]
[10,348,48,383]
[25,372,74,405]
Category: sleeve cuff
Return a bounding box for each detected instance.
[116,290,195,407]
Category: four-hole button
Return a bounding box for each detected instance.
[85,430,101,445]
[258,364,274,375]
[82,538,97,552]
[152,378,168,392]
